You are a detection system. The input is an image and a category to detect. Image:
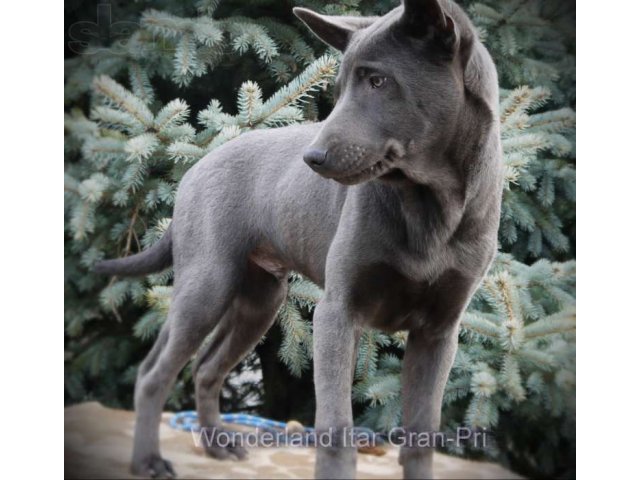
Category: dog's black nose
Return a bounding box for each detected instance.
[303,148,328,168]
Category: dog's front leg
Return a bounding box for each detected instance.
[313,298,359,479]
[399,327,459,479]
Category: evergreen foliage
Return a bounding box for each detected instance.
[65,1,575,477]
[498,85,575,259]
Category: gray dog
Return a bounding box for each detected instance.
[96,0,502,478]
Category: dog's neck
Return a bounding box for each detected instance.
[380,90,496,258]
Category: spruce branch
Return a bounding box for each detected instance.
[141,9,190,39]
[258,54,338,124]
[166,141,205,163]
[122,206,140,257]
[276,300,313,377]
[196,0,223,17]
[154,99,190,133]
[523,307,576,339]
[125,133,159,162]
[237,81,264,127]
[92,75,154,129]
[128,62,154,105]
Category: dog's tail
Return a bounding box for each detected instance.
[94,224,173,277]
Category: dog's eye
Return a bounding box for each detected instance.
[369,76,387,89]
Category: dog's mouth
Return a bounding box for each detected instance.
[334,159,393,185]
[333,148,408,185]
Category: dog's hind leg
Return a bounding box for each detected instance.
[130,262,242,478]
[192,261,287,460]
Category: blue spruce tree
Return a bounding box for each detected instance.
[65,1,575,477]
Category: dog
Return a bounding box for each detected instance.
[95,0,502,478]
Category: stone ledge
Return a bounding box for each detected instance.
[65,402,521,479]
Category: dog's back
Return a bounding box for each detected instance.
[171,122,348,284]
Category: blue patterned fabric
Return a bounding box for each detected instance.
[169,411,383,446]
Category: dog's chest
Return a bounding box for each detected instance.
[347,263,452,333]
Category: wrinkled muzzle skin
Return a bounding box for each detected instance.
[301,7,467,186]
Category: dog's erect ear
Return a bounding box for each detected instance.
[293,7,377,52]
[399,0,458,53]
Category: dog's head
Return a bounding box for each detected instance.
[295,0,476,185]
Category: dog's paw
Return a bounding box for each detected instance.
[205,443,249,461]
[200,426,249,461]
[130,455,176,478]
